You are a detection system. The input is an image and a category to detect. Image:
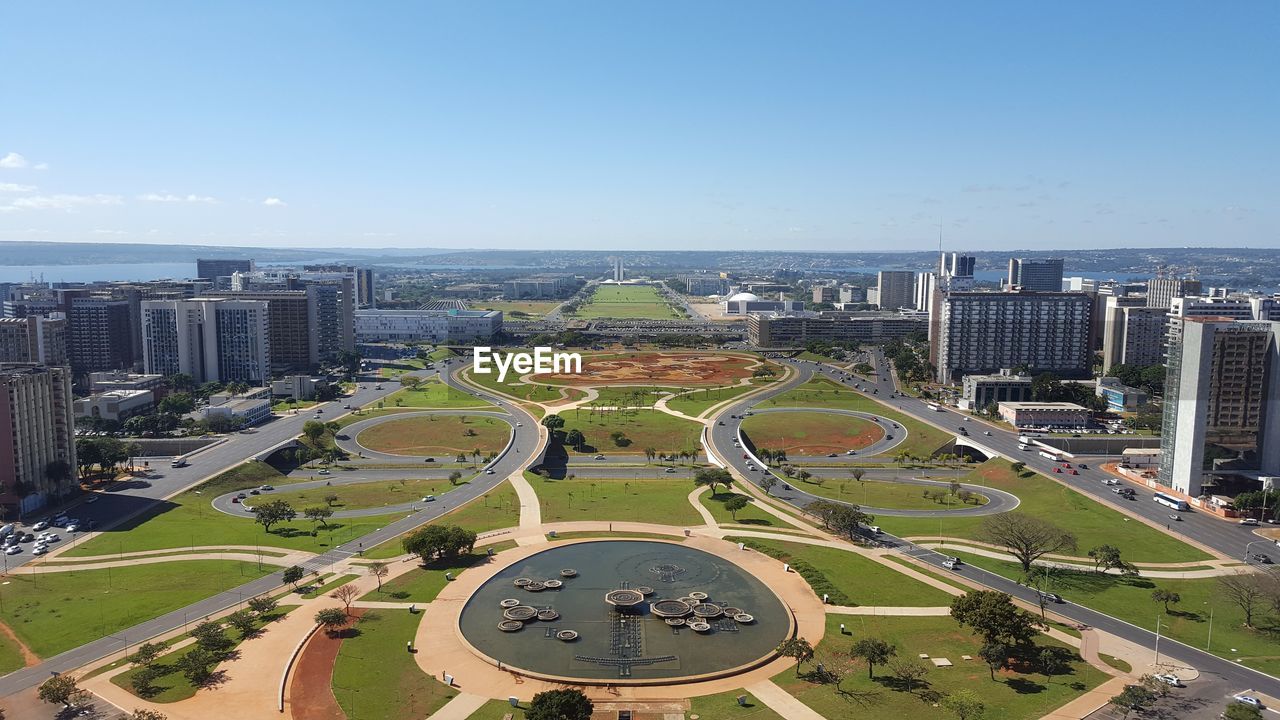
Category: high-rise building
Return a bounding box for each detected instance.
[914,272,936,312]
[1101,297,1166,373]
[196,258,255,287]
[747,311,927,346]
[208,281,354,371]
[0,363,77,517]
[1006,258,1065,292]
[1158,319,1280,497]
[934,291,1093,383]
[812,285,837,304]
[942,253,976,281]
[354,309,503,343]
[1147,277,1203,310]
[613,258,625,282]
[874,271,916,311]
[0,314,68,365]
[66,297,135,374]
[141,299,271,385]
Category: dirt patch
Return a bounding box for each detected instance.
[0,617,39,667]
[534,352,758,387]
[290,608,366,720]
[741,411,883,455]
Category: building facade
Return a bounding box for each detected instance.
[354,309,502,343]
[998,402,1092,429]
[1006,258,1065,292]
[959,371,1034,411]
[746,311,927,346]
[141,299,271,384]
[935,292,1093,383]
[0,364,77,517]
[196,258,254,287]
[1101,298,1168,373]
[67,297,135,374]
[0,314,67,365]
[873,271,916,311]
[73,389,155,422]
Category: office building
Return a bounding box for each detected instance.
[838,285,865,304]
[302,265,375,308]
[1096,377,1149,413]
[959,370,1034,411]
[202,390,272,427]
[270,375,332,401]
[934,291,1093,383]
[196,258,254,287]
[872,271,915,311]
[723,293,803,316]
[1158,319,1280,497]
[811,285,837,304]
[504,276,569,299]
[88,371,167,397]
[746,310,927,346]
[1147,277,1203,310]
[914,272,936,312]
[208,283,354,370]
[141,299,271,385]
[1006,258,1064,292]
[67,297,136,374]
[1101,297,1167,373]
[613,258,625,282]
[0,314,67,365]
[998,402,1092,429]
[0,363,77,516]
[354,308,502,343]
[73,389,155,423]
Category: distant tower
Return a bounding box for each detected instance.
[613,257,624,282]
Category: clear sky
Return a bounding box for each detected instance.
[1,1,1276,252]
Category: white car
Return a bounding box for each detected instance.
[422,495,436,502]
[4,546,20,555]
[485,469,495,475]
[39,533,60,543]
[32,544,48,555]
[65,524,80,533]
[1234,695,1263,708]
[1152,673,1181,687]
[516,422,523,427]
[31,521,49,531]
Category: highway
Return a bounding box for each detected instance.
[705,356,1280,699]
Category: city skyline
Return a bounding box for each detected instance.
[2,2,1277,251]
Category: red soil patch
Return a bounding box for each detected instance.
[534,352,758,386]
[741,411,883,455]
[0,618,39,667]
[290,608,366,720]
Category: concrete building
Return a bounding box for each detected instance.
[1158,318,1280,497]
[141,298,271,385]
[354,308,502,343]
[934,292,1093,384]
[73,389,155,423]
[1096,377,1149,413]
[680,275,729,296]
[0,314,67,365]
[0,364,76,516]
[811,285,837,304]
[504,276,569,299]
[746,310,927,346]
[208,283,354,371]
[1006,258,1064,292]
[202,391,272,427]
[873,271,916,311]
[88,371,167,397]
[959,370,1034,411]
[270,375,332,401]
[196,258,254,288]
[1147,277,1202,310]
[838,285,866,304]
[1101,297,1168,373]
[67,297,135,374]
[723,293,803,317]
[998,401,1092,429]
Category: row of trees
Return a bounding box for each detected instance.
[75,436,139,479]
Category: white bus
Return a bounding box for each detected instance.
[1039,449,1063,461]
[1153,492,1189,511]
[925,402,941,412]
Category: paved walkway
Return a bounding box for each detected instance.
[426,692,489,720]
[745,679,826,720]
[688,485,718,526]
[10,549,309,574]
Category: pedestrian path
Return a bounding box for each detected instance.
[426,692,489,720]
[745,679,826,720]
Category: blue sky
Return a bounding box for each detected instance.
[1,1,1276,251]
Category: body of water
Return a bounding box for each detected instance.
[0,262,198,284]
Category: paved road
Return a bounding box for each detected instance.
[703,356,1280,700]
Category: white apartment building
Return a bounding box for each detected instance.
[141,298,271,385]
[354,309,502,344]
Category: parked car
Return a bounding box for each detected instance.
[4,546,20,555]
[1233,696,1263,709]
[1239,518,1260,526]
[31,521,49,531]
[66,524,80,533]
[1152,673,1181,687]
[32,544,48,555]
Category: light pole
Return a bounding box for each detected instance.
[1204,602,1214,650]
[1153,614,1162,667]
[1243,540,1270,562]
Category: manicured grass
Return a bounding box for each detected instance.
[0,633,26,675]
[361,483,522,559]
[700,488,785,527]
[464,367,576,403]
[272,399,319,411]
[742,410,883,455]
[761,378,952,458]
[381,380,497,409]
[873,459,1211,563]
[301,573,361,599]
[667,378,777,417]
[773,616,1105,720]
[549,530,683,542]
[333,609,456,720]
[281,477,468,512]
[589,385,681,408]
[570,284,680,320]
[360,549,502,602]
[530,475,704,526]
[688,690,786,720]
[473,300,561,319]
[0,561,271,658]
[65,463,411,556]
[355,414,510,457]
[947,550,1280,678]
[795,477,989,511]
[559,408,703,455]
[728,538,955,607]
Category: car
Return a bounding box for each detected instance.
[1169,514,1182,522]
[869,526,882,534]
[983,430,992,436]
[318,468,330,475]
[38,533,59,543]
[375,385,383,390]
[1239,518,1259,526]
[32,544,47,555]
[1251,553,1272,564]
[1,536,16,547]
[4,545,20,555]
[1233,695,1263,709]
[232,497,241,504]
[827,452,838,458]
[1152,673,1181,687]
[237,492,247,499]
[516,422,523,427]
[846,449,857,455]
[422,495,436,502]
[314,407,323,414]
[885,435,893,440]
[60,518,79,528]
[85,495,99,504]
[1078,463,1088,469]
[1070,469,1079,475]
[249,489,260,495]
[343,404,351,409]
[66,523,81,533]
[717,421,725,426]
[594,454,606,460]
[31,521,49,532]
[1038,591,1063,603]
[20,533,34,543]
[260,485,274,491]
[170,459,189,468]
[942,559,960,570]
[485,469,495,474]
[1054,467,1062,473]
[664,467,677,473]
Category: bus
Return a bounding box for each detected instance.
[1153,492,1190,511]
[924,402,942,412]
[1038,449,1062,461]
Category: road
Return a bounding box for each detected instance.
[704,356,1280,699]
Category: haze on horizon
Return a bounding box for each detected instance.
[1,2,1276,252]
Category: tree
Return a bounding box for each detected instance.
[851,468,865,483]
[302,420,326,444]
[1109,684,1157,719]
[1218,572,1269,627]
[888,657,929,693]
[526,689,594,720]
[128,710,169,720]
[448,470,462,485]
[130,641,164,668]
[1151,588,1182,614]
[400,375,422,391]
[565,428,585,452]
[225,609,258,639]
[248,595,278,617]
[304,506,333,530]
[283,565,305,589]
[943,689,986,720]
[191,619,232,655]
[253,499,297,533]
[978,512,1077,573]
[724,494,750,520]
[38,674,88,708]
[1010,461,1026,474]
[1038,647,1071,683]
[1223,703,1264,720]
[693,467,733,496]
[324,493,339,507]
[978,641,1010,681]
[950,591,1041,648]
[777,637,815,676]
[806,500,873,541]
[541,414,565,434]
[760,475,777,495]
[851,637,896,679]
[1088,544,1128,574]
[175,646,217,686]
[131,665,161,697]
[158,392,195,414]
[403,524,477,563]
[315,607,349,636]
[331,584,360,614]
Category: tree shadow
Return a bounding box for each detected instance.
[1004,677,1047,694]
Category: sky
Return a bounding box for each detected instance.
[1,1,1277,252]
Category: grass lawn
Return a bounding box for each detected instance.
[774,616,1105,720]
[728,538,955,607]
[464,367,578,403]
[530,475,704,526]
[947,550,1280,678]
[742,410,883,455]
[355,414,510,457]
[795,477,989,510]
[360,549,497,602]
[333,609,456,720]
[281,477,470,512]
[688,690,786,720]
[570,284,680,320]
[361,483,522,559]
[272,399,318,411]
[559,409,703,455]
[0,561,271,658]
[667,378,777,417]
[65,462,411,557]
[699,488,786,527]
[761,378,952,458]
[873,459,1211,563]
[589,385,681,408]
[0,633,26,675]
[381,380,497,409]
[549,530,684,542]
[301,573,361,599]
[472,300,561,319]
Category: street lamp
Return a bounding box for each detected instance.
[1243,539,1271,562]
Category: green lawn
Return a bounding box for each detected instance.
[359,547,513,602]
[873,459,1211,563]
[361,482,522,559]
[688,690,786,720]
[272,399,319,411]
[0,561,271,658]
[65,462,412,556]
[699,488,787,527]
[728,538,955,607]
[947,550,1280,679]
[570,284,681,320]
[667,378,777,417]
[333,609,456,720]
[774,616,1105,720]
[301,573,361,599]
[559,408,703,455]
[355,414,510,457]
[0,633,26,675]
[279,477,471,512]
[381,380,497,409]
[760,378,952,458]
[795,477,989,510]
[463,367,581,403]
[589,385,681,408]
[472,300,562,319]
[530,475,704,526]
